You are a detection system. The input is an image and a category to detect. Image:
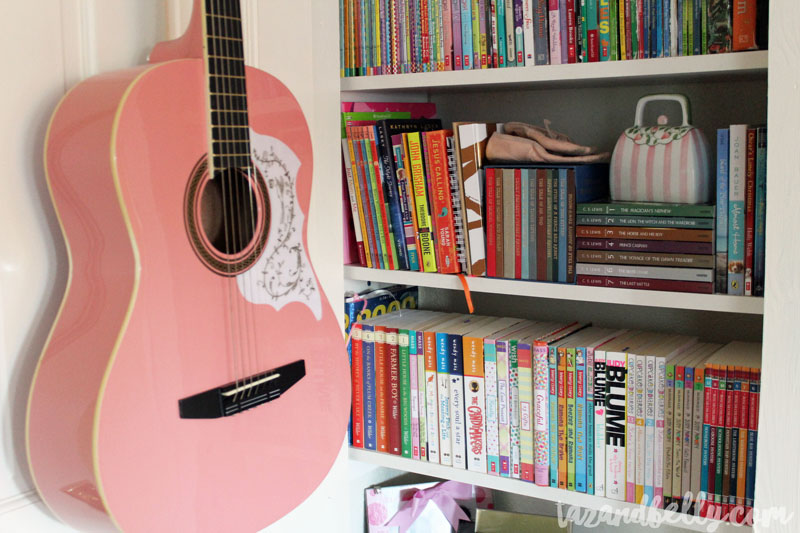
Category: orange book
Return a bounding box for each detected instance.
[424,130,460,273]
[732,0,757,51]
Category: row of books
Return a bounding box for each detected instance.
[716,125,767,297]
[483,164,608,281]
[575,201,716,294]
[349,309,761,524]
[339,0,767,77]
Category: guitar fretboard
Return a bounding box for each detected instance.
[204,0,251,172]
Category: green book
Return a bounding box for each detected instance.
[567,347,577,491]
[577,202,715,217]
[398,328,413,458]
[576,214,715,229]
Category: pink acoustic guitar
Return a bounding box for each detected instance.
[26,1,349,531]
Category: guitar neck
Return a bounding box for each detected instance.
[202,0,252,174]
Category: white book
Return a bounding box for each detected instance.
[626,354,637,503]
[523,0,535,65]
[605,350,627,501]
[416,332,428,461]
[425,364,440,464]
[645,355,656,506]
[485,339,500,475]
[505,0,516,64]
[406,332,420,460]
[437,369,452,466]
[533,339,551,486]
[496,340,511,476]
[635,354,646,504]
[593,348,607,497]
[655,355,667,507]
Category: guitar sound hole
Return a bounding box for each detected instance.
[201,168,259,256]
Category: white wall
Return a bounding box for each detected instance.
[0,0,350,531]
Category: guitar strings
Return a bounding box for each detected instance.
[209,0,243,402]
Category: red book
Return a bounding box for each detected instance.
[387,327,402,455]
[624,0,633,60]
[375,325,389,452]
[514,169,522,279]
[636,0,644,58]
[486,168,497,277]
[420,0,431,68]
[426,130,460,273]
[722,365,736,520]
[701,366,717,517]
[566,0,577,63]
[536,169,547,281]
[732,0,757,51]
[744,128,757,295]
[703,366,719,519]
[744,369,760,525]
[366,127,397,270]
[351,323,365,448]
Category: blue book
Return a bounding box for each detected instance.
[558,169,568,283]
[728,125,748,295]
[527,170,538,281]
[753,127,767,297]
[497,0,507,67]
[715,129,730,294]
[521,169,531,279]
[548,345,559,487]
[559,0,568,63]
[643,0,650,58]
[663,0,670,57]
[576,346,588,493]
[374,124,410,270]
[362,324,377,450]
[461,0,474,69]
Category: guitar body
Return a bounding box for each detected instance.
[27,36,348,533]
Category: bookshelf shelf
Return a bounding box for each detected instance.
[340,51,767,93]
[349,448,751,533]
[344,265,765,315]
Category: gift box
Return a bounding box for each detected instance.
[365,479,493,533]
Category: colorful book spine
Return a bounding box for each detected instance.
[664,358,675,505]
[753,127,767,297]
[452,0,463,68]
[558,170,568,282]
[527,170,538,281]
[490,0,500,67]
[548,344,559,487]
[363,325,377,450]
[566,0,577,62]
[593,348,607,496]
[672,358,685,504]
[585,344,595,495]
[566,347,577,490]
[424,328,440,463]
[744,128,757,296]
[700,365,714,515]
[534,339,551,486]
[523,0,535,64]
[506,0,517,66]
[486,168,497,277]
[414,328,428,460]
[519,340,535,482]
[436,331,453,466]
[375,124,410,270]
[367,129,399,269]
[645,355,656,505]
[732,0,756,51]
[715,128,730,294]
[628,354,639,503]
[442,0,453,69]
[398,328,414,458]
[654,355,667,507]
[391,136,421,270]
[598,0,611,60]
[681,363,694,505]
[577,238,713,254]
[557,345,568,489]
[448,333,468,469]
[548,0,562,64]
[485,339,501,474]
[587,0,599,61]
[351,324,365,448]
[693,365,708,513]
[497,340,512,476]
[386,327,402,455]
[349,131,380,268]
[464,331,492,473]
[479,0,489,67]
[577,215,715,229]
[408,329,421,459]
[374,327,390,452]
[359,133,388,268]
[560,0,569,62]
[497,0,508,65]
[727,124,747,295]
[605,350,627,501]
[514,0,525,65]
[744,369,759,520]
[406,132,438,272]
[457,123,491,276]
[722,365,735,518]
[576,346,588,492]
[461,0,474,67]
[473,0,482,68]
[427,131,460,273]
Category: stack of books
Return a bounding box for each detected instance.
[575,202,715,294]
[483,164,608,282]
[715,125,767,297]
[349,308,762,524]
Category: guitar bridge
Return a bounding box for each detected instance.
[178,360,305,419]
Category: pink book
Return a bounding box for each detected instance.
[443,0,454,69]
[410,340,421,460]
[452,0,463,69]
[341,102,438,118]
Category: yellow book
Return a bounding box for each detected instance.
[404,132,437,272]
[618,0,627,60]
[373,0,381,73]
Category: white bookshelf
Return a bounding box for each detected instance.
[340,50,767,92]
[350,449,750,533]
[341,45,774,531]
[345,265,765,315]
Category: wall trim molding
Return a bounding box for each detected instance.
[0,491,40,517]
[60,0,98,89]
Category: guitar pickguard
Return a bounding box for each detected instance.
[236,131,322,320]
